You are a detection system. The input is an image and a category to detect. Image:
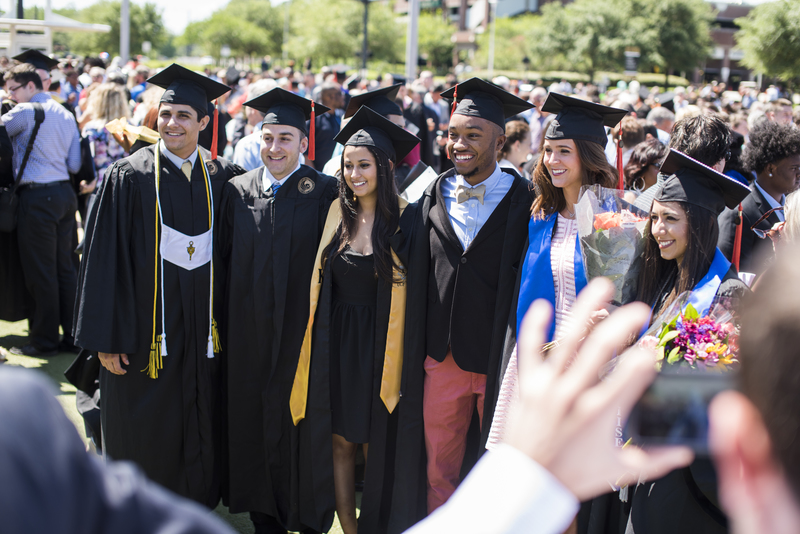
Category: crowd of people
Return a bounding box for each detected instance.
[1,49,800,534]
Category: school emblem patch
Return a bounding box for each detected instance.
[298,176,315,194]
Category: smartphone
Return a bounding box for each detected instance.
[625,366,737,454]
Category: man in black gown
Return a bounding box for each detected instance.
[73,64,245,508]
[406,78,535,517]
[218,87,337,534]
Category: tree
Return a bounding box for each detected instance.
[176,0,281,61]
[416,10,455,74]
[55,1,168,57]
[285,0,404,67]
[529,0,633,83]
[474,14,538,72]
[636,0,713,87]
[736,0,800,84]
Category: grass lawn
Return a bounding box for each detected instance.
[0,318,348,534]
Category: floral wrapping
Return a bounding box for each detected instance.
[575,185,649,306]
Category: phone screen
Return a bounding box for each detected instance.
[626,368,737,454]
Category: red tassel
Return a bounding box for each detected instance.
[732,203,743,271]
[446,84,458,160]
[309,101,316,162]
[211,99,219,160]
[616,138,624,190]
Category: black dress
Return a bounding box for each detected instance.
[330,247,378,444]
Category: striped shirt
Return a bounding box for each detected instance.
[551,214,578,340]
[2,92,81,184]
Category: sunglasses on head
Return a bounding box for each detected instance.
[751,206,783,239]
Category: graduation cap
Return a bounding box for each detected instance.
[147,64,231,158]
[655,92,675,112]
[344,83,402,119]
[13,49,58,72]
[656,149,750,216]
[638,86,651,101]
[542,92,627,148]
[243,86,330,160]
[441,77,534,130]
[147,64,230,117]
[334,106,420,163]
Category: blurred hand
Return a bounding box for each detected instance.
[99,352,129,375]
[79,179,97,195]
[505,278,694,501]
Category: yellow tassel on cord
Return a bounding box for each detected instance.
[212,318,221,353]
[145,335,164,379]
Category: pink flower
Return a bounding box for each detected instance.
[639,335,659,351]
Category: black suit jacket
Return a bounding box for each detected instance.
[718,184,781,275]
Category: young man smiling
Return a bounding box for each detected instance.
[218,87,337,534]
[400,78,535,518]
[73,64,245,508]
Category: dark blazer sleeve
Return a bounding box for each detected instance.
[0,368,235,534]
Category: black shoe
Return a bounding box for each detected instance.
[10,344,58,357]
[59,338,81,354]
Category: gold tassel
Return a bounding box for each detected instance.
[212,318,221,353]
[145,335,164,379]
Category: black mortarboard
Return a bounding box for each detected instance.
[656,149,750,215]
[334,106,420,163]
[655,92,675,112]
[147,64,230,117]
[245,87,329,135]
[345,84,403,119]
[13,49,58,71]
[638,86,651,101]
[440,77,534,130]
[543,92,627,148]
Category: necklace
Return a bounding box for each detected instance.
[563,206,575,219]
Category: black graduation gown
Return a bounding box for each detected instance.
[218,165,338,528]
[624,268,748,534]
[73,145,245,508]
[388,172,534,533]
[298,202,425,534]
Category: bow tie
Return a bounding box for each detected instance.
[454,184,486,205]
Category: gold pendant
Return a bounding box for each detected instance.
[187,241,195,261]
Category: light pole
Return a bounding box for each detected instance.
[405,0,419,83]
[487,0,497,76]
[120,0,130,64]
[360,0,369,72]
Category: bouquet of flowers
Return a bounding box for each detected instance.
[575,185,649,306]
[638,293,739,372]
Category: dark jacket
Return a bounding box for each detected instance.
[718,184,781,276]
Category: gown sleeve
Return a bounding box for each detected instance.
[73,161,139,355]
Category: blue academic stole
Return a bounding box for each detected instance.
[685,248,731,316]
[517,214,588,342]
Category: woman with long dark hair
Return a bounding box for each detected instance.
[290,106,421,534]
[628,149,751,534]
[624,138,667,193]
[488,93,624,437]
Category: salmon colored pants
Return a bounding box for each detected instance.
[423,351,486,514]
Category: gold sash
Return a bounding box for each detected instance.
[289,198,408,425]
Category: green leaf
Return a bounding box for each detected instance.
[683,304,699,321]
[667,346,682,364]
[659,330,680,346]
[656,345,665,362]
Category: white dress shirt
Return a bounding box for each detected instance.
[441,163,514,249]
[753,180,785,222]
[404,445,579,534]
[262,160,301,192]
[160,140,198,174]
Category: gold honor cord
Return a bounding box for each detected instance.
[290,198,408,425]
[145,149,218,379]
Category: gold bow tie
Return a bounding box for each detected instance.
[454,184,486,205]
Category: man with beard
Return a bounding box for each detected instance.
[73,64,245,508]
[398,78,535,522]
[218,87,337,534]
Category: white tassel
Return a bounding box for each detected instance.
[161,334,168,357]
[207,336,214,359]
[619,485,628,502]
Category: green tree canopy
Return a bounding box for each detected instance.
[285,0,404,67]
[417,11,455,74]
[474,13,538,72]
[54,1,168,57]
[635,0,713,84]
[736,0,800,83]
[176,0,282,60]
